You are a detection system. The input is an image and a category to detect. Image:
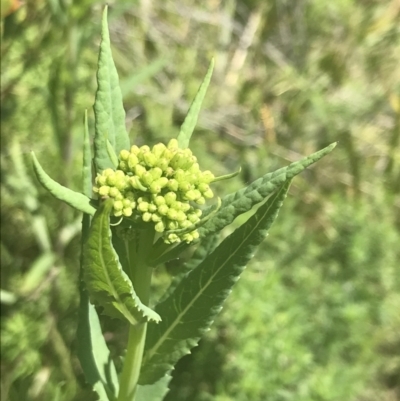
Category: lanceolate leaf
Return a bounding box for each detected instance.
[82,199,161,325]
[31,152,96,216]
[135,374,172,401]
[77,269,119,401]
[199,142,337,238]
[82,109,93,197]
[139,180,292,384]
[77,119,118,400]
[94,7,130,173]
[177,58,214,149]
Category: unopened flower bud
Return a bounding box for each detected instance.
[103,168,114,177]
[148,204,157,213]
[128,153,139,170]
[201,170,215,183]
[119,149,130,161]
[195,196,206,205]
[154,196,166,206]
[152,143,166,158]
[122,207,133,217]
[167,179,179,191]
[155,221,165,232]
[142,212,152,222]
[137,202,149,212]
[113,200,124,211]
[134,164,146,177]
[96,174,107,186]
[130,145,140,154]
[143,151,157,167]
[141,171,154,186]
[164,192,177,205]
[150,167,163,180]
[158,204,169,215]
[203,189,214,199]
[167,138,178,149]
[99,185,110,196]
[151,213,162,222]
[167,208,178,220]
[108,187,120,198]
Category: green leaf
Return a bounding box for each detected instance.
[77,269,119,401]
[177,58,214,148]
[77,119,117,401]
[135,374,172,401]
[158,232,220,304]
[82,199,161,325]
[94,6,130,173]
[139,180,292,384]
[83,110,93,197]
[31,151,96,216]
[199,142,337,238]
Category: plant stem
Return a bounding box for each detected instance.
[117,228,154,401]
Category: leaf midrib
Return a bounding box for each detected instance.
[144,187,281,363]
[97,204,136,324]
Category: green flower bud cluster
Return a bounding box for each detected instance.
[93,139,215,244]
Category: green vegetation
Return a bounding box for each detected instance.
[1,1,399,401]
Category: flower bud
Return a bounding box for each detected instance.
[128,153,139,170]
[167,138,179,149]
[178,181,191,192]
[155,157,169,171]
[201,170,215,183]
[155,221,165,232]
[150,167,163,180]
[167,208,178,220]
[99,186,111,197]
[130,176,147,192]
[176,210,187,222]
[167,179,179,191]
[158,204,169,216]
[119,149,130,161]
[103,168,114,177]
[167,221,179,230]
[151,213,162,222]
[154,196,166,206]
[119,161,128,171]
[134,164,146,177]
[179,220,192,229]
[148,204,158,213]
[122,207,133,217]
[165,167,174,177]
[130,145,140,154]
[141,171,154,186]
[137,202,149,212]
[113,200,124,211]
[188,213,200,224]
[96,174,107,186]
[143,151,157,167]
[166,233,180,244]
[164,192,177,205]
[152,143,166,158]
[203,189,214,199]
[195,196,206,205]
[109,187,121,198]
[142,212,152,222]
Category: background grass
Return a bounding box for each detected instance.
[1,1,399,400]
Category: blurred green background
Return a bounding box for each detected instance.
[1,0,399,400]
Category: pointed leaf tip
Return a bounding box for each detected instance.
[31,151,96,216]
[82,199,161,325]
[177,58,215,148]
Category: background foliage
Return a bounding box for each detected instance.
[1,0,399,400]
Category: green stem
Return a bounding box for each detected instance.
[117,228,154,401]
